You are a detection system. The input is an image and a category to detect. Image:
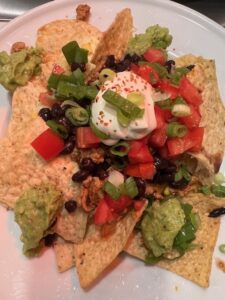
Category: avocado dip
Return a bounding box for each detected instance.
[127,24,172,56]
[0,47,42,92]
[141,197,200,263]
[15,184,62,257]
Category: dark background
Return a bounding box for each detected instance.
[0,0,225,27]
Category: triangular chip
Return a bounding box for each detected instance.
[53,238,75,272]
[175,55,225,184]
[74,204,146,288]
[86,8,133,81]
[125,194,225,287]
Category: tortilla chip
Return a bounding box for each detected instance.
[54,239,75,272]
[86,8,133,81]
[125,193,225,287]
[175,55,225,184]
[74,204,146,288]
[55,206,88,243]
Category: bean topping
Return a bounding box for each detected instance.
[38,108,52,121]
[134,178,146,198]
[72,169,90,182]
[208,207,225,218]
[80,158,95,172]
[44,233,57,247]
[51,103,64,119]
[64,200,77,213]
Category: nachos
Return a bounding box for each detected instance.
[0,4,225,289]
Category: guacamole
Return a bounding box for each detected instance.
[0,47,42,92]
[15,184,62,257]
[127,25,172,56]
[141,198,185,257]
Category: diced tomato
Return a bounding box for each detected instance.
[52,64,65,75]
[136,65,160,85]
[76,127,101,148]
[178,105,201,128]
[154,106,166,129]
[39,92,58,107]
[31,128,65,161]
[163,109,173,122]
[143,48,166,65]
[124,163,155,179]
[157,79,179,99]
[94,199,113,225]
[166,127,204,156]
[134,200,145,211]
[124,164,142,177]
[149,125,167,148]
[130,63,140,75]
[128,141,153,164]
[158,145,169,159]
[188,127,204,152]
[105,194,133,213]
[179,76,202,106]
[138,134,150,144]
[139,163,155,179]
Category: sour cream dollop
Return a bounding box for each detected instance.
[91,71,156,145]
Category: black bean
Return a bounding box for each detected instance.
[71,62,86,72]
[38,108,52,121]
[96,169,109,180]
[134,178,146,198]
[186,64,195,71]
[61,139,75,155]
[164,60,175,73]
[124,53,142,63]
[51,103,64,119]
[80,158,95,172]
[153,172,174,184]
[58,116,73,132]
[115,59,131,72]
[105,55,115,68]
[169,177,189,189]
[208,207,225,218]
[72,169,90,182]
[154,156,169,171]
[44,233,57,247]
[64,200,77,213]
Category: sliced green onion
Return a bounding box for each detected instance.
[219,244,225,254]
[155,98,172,109]
[61,100,79,107]
[175,165,191,182]
[127,92,145,106]
[46,120,68,139]
[72,68,85,85]
[56,81,98,100]
[125,177,138,198]
[65,106,89,126]
[110,141,130,157]
[48,73,84,90]
[99,68,116,83]
[172,103,191,117]
[111,156,128,170]
[169,67,190,85]
[214,172,225,185]
[103,90,144,121]
[103,181,120,200]
[198,185,211,195]
[190,212,201,230]
[117,109,130,127]
[166,122,188,138]
[89,119,109,140]
[139,61,169,79]
[62,41,88,65]
[211,185,225,197]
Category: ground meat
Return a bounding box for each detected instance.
[71,147,105,164]
[78,176,104,212]
[11,41,26,53]
[76,4,91,21]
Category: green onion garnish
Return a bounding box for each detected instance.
[166,122,188,138]
[125,177,138,198]
[99,68,116,83]
[72,68,85,85]
[103,181,121,200]
[110,141,130,157]
[111,156,128,170]
[172,103,191,117]
[65,106,89,126]
[56,81,98,100]
[198,185,211,195]
[211,185,225,197]
[46,120,68,139]
[117,109,130,127]
[169,67,190,85]
[127,92,145,106]
[89,119,109,140]
[219,244,225,254]
[155,98,172,109]
[62,41,88,65]
[103,90,144,121]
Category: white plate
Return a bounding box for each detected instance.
[1,0,225,299]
